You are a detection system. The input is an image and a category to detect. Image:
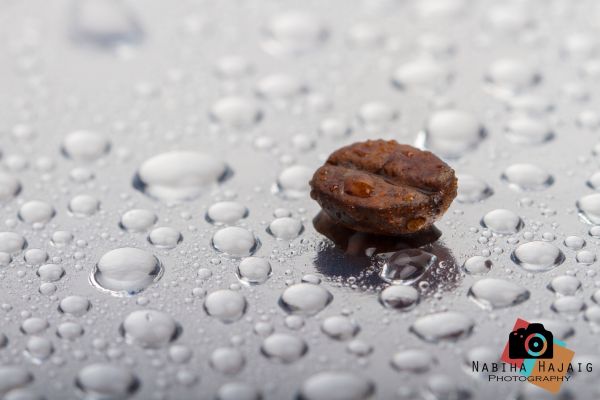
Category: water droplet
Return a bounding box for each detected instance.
[511,241,565,272]
[391,349,437,373]
[36,264,65,282]
[206,201,248,225]
[75,364,139,399]
[456,174,493,203]
[216,382,261,400]
[276,165,312,199]
[262,11,327,56]
[462,256,492,275]
[501,163,554,191]
[237,257,272,285]
[68,194,100,217]
[18,201,55,225]
[279,283,333,316]
[481,209,523,235]
[321,316,359,340]
[486,58,540,93]
[298,372,374,400]
[267,217,304,240]
[379,249,436,284]
[564,235,585,250]
[91,247,163,296]
[468,278,530,309]
[576,250,596,265]
[62,130,110,162]
[204,290,247,323]
[58,296,91,317]
[0,172,21,202]
[119,209,157,232]
[577,193,600,224]
[209,97,262,130]
[419,109,484,158]
[120,309,179,348]
[210,347,245,374]
[134,151,229,202]
[0,366,33,394]
[551,296,586,314]
[211,227,259,257]
[0,232,26,254]
[148,227,182,249]
[505,116,553,144]
[261,333,308,363]
[548,276,581,296]
[410,312,474,342]
[392,58,451,92]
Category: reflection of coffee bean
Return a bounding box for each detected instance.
[310,140,457,235]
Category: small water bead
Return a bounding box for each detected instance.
[511,241,565,272]
[256,73,307,102]
[210,347,245,374]
[135,151,229,202]
[215,55,252,80]
[391,58,451,92]
[56,321,85,340]
[168,345,193,364]
[319,117,351,139]
[58,296,91,317]
[69,166,95,183]
[391,349,437,373]
[481,209,523,235]
[211,227,259,257]
[0,252,11,266]
[285,315,305,330]
[0,366,33,395]
[321,316,359,340]
[297,372,374,400]
[147,227,182,249]
[67,194,100,217]
[91,247,163,296]
[36,264,65,282]
[204,290,247,323]
[419,109,484,158]
[39,283,57,296]
[379,249,436,284]
[551,296,586,314]
[267,217,304,240]
[0,172,21,202]
[468,278,530,309]
[505,116,553,144]
[563,235,585,250]
[206,201,248,225]
[501,163,554,191]
[209,96,262,130]
[410,312,474,342]
[20,318,49,335]
[62,130,110,162]
[486,58,540,93]
[462,256,492,275]
[262,11,327,56]
[24,249,48,265]
[120,309,179,348]
[237,257,272,285]
[456,174,493,203]
[357,101,398,130]
[119,209,157,232]
[17,201,54,225]
[548,276,581,296]
[276,165,312,199]
[216,382,261,400]
[378,285,420,311]
[577,193,600,224]
[75,364,139,399]
[279,283,333,316]
[576,250,596,265]
[261,333,308,363]
[25,336,54,362]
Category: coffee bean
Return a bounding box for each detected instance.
[310,140,457,235]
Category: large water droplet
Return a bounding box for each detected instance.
[211,227,259,257]
[410,312,474,342]
[262,11,327,56]
[279,283,333,316]
[204,290,247,323]
[456,174,493,203]
[90,247,163,296]
[468,278,530,309]
[379,249,436,284]
[62,130,110,162]
[298,372,374,400]
[261,333,308,363]
[481,209,523,235]
[379,285,420,310]
[419,109,484,158]
[120,309,179,348]
[501,163,554,191]
[511,241,565,272]
[75,364,139,399]
[577,193,600,224]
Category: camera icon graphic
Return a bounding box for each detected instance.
[508,322,553,359]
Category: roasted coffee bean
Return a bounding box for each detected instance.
[310,140,457,235]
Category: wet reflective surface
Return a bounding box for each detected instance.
[1,0,600,399]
